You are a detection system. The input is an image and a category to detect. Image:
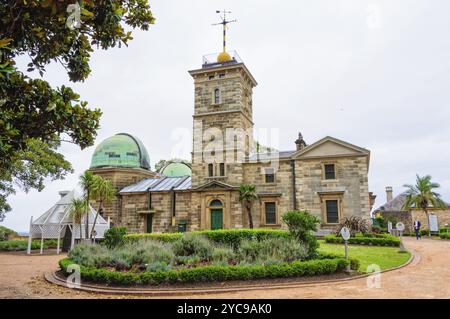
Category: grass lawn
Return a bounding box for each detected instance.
[318,240,411,273]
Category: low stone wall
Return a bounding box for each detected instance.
[379,211,413,232]
[411,209,450,230]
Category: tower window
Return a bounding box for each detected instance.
[209,75,215,80]
[208,163,214,177]
[214,88,221,104]
[219,73,225,78]
[324,164,336,180]
[219,163,225,176]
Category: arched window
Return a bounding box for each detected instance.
[214,88,221,104]
[210,199,223,207]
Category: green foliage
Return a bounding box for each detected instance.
[281,210,320,255]
[324,234,400,247]
[171,233,213,261]
[0,0,155,219]
[90,175,116,238]
[125,232,182,243]
[439,233,450,240]
[0,225,18,241]
[59,256,351,285]
[68,243,111,268]
[0,139,73,221]
[103,227,127,249]
[237,238,309,264]
[402,175,447,212]
[0,239,57,251]
[238,184,258,228]
[335,216,370,237]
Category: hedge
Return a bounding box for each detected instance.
[439,233,450,240]
[0,239,58,251]
[59,255,357,285]
[324,234,400,247]
[125,229,292,247]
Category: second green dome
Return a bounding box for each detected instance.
[160,161,192,177]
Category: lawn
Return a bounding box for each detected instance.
[318,240,411,273]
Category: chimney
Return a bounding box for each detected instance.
[58,190,70,198]
[385,186,393,202]
[295,132,307,151]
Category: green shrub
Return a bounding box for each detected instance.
[211,245,236,264]
[335,216,370,237]
[0,226,18,241]
[0,239,57,251]
[59,255,352,285]
[68,243,111,268]
[128,241,173,268]
[124,229,291,247]
[324,234,400,247]
[125,232,182,243]
[103,226,127,248]
[439,233,450,240]
[237,237,309,264]
[171,233,213,260]
[281,210,319,255]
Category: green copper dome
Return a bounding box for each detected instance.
[90,133,150,170]
[160,161,191,177]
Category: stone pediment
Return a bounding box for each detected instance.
[193,180,237,191]
[291,136,369,159]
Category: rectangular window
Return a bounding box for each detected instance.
[214,88,220,104]
[325,200,339,224]
[265,168,275,183]
[265,202,276,225]
[324,164,336,180]
[219,73,225,78]
[208,163,214,177]
[209,75,215,80]
[219,163,225,176]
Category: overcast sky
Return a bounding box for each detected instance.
[3,0,450,232]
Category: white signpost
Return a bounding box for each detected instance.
[396,222,406,252]
[340,227,351,273]
[429,215,439,234]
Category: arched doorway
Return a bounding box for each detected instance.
[209,199,223,230]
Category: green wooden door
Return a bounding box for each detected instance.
[210,209,223,230]
[146,214,153,233]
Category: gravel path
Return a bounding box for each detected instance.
[0,237,449,299]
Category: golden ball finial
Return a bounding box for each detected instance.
[217,51,232,63]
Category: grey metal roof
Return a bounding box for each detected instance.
[119,176,192,193]
[247,150,296,162]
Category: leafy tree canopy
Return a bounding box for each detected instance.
[0,0,155,219]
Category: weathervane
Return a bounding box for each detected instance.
[212,10,237,55]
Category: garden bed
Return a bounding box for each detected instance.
[61,228,359,286]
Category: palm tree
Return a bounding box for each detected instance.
[239,184,258,229]
[79,171,95,239]
[402,174,447,236]
[69,198,86,240]
[90,176,116,239]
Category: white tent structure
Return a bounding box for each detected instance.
[27,190,110,254]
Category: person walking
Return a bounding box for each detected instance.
[413,219,422,240]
